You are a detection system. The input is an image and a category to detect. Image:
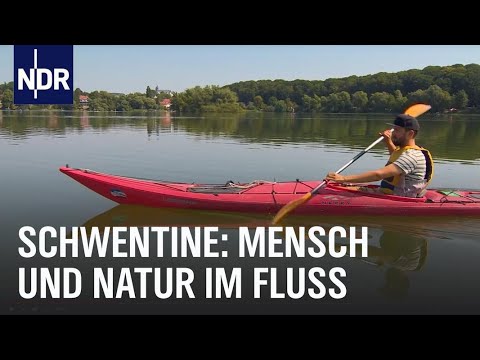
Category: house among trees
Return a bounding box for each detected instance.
[79,95,89,110]
[160,98,171,110]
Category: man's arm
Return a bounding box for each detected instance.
[326,163,403,184]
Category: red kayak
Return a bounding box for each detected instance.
[59,166,480,216]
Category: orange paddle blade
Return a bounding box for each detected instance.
[272,192,312,225]
[404,103,431,117]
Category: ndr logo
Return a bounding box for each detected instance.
[14,45,73,105]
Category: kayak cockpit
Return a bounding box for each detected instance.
[187,180,275,194]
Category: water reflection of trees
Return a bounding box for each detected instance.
[146,111,173,136]
[1,110,479,161]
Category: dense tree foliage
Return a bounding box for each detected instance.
[172,85,244,113]
[225,64,480,113]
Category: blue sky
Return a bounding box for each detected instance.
[1,45,479,94]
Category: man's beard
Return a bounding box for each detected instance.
[392,137,405,147]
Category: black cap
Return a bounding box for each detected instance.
[386,114,420,131]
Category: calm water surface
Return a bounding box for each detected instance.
[1,110,479,314]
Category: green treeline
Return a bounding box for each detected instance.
[224,64,478,113]
[172,86,244,113]
[1,63,480,113]
[0,83,173,111]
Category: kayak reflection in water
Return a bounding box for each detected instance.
[80,205,432,299]
[326,114,434,198]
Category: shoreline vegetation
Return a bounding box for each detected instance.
[1,64,479,114]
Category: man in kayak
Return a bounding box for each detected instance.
[325,114,434,198]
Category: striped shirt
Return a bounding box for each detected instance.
[392,149,427,197]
